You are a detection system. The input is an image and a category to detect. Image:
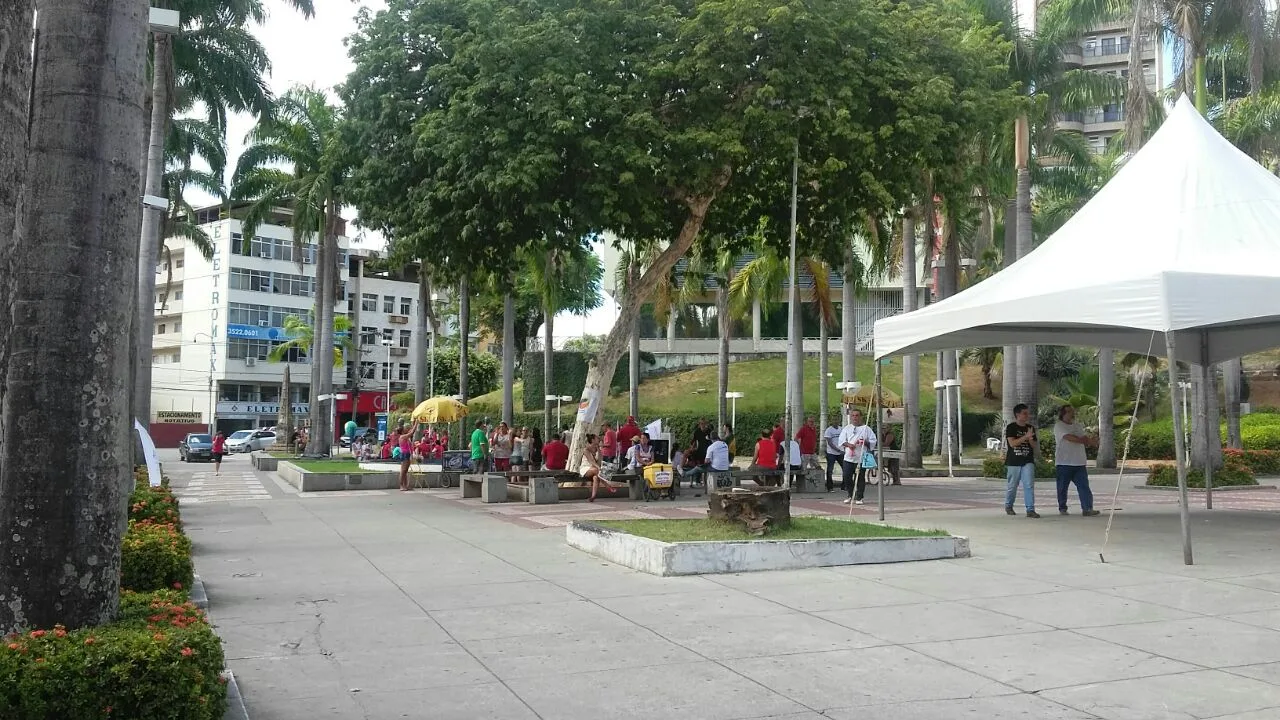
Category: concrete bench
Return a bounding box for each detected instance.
[461,473,506,503]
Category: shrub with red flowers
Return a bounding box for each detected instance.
[120,520,193,593]
[0,590,226,720]
[128,484,181,528]
[1223,448,1280,476]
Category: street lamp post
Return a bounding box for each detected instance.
[1178,380,1193,456]
[935,379,960,477]
[429,291,439,398]
[835,381,861,424]
[193,332,215,435]
[382,338,393,430]
[545,395,573,432]
[724,392,744,430]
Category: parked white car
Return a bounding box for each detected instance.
[226,429,276,453]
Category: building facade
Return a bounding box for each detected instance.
[1058,21,1164,152]
[148,204,433,445]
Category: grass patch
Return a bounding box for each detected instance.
[290,460,387,474]
[593,517,946,542]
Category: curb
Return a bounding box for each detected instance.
[223,670,249,720]
[1133,483,1277,492]
[191,574,209,610]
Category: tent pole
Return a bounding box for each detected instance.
[1165,332,1194,565]
[1200,331,1214,510]
[876,360,885,522]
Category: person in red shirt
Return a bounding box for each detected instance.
[795,416,818,479]
[542,433,570,470]
[753,430,779,485]
[211,432,226,476]
[601,422,617,463]
[616,416,641,452]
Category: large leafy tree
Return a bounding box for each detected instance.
[0,0,148,632]
[232,87,350,457]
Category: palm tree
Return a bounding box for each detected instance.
[232,86,349,457]
[0,0,149,632]
[527,245,604,435]
[134,0,313,424]
[267,313,355,366]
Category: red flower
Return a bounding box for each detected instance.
[152,633,165,642]
[28,630,44,639]
[172,582,183,590]
[6,643,18,650]
[83,637,95,645]
[180,647,194,657]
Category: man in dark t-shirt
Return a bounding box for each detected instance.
[1004,403,1040,518]
[691,418,711,464]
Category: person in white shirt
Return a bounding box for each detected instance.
[823,421,842,492]
[705,436,731,471]
[1053,405,1099,516]
[783,439,802,476]
[837,409,877,505]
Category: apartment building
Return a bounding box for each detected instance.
[148,203,434,445]
[1058,21,1164,152]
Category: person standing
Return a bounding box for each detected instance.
[882,426,901,486]
[528,427,544,470]
[823,420,842,492]
[796,416,818,484]
[398,423,418,491]
[1005,403,1040,518]
[601,421,617,466]
[491,422,514,472]
[469,420,490,473]
[616,416,641,450]
[838,409,877,505]
[1054,405,1099,516]
[211,431,226,476]
[691,417,712,465]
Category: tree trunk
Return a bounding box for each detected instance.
[0,0,34,446]
[788,278,803,434]
[716,274,730,432]
[1001,198,1017,425]
[1224,358,1243,449]
[501,291,515,424]
[1190,364,1223,470]
[133,33,172,428]
[628,295,639,420]
[941,213,960,459]
[841,246,856,385]
[1124,0,1149,154]
[1097,348,1116,468]
[458,274,470,401]
[0,0,147,632]
[707,487,791,536]
[307,210,337,455]
[901,213,921,467]
[818,307,829,432]
[414,264,431,402]
[1014,163,1037,415]
[933,354,944,455]
[569,185,725,461]
[543,308,554,438]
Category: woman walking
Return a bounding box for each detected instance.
[211,431,226,476]
[398,423,419,491]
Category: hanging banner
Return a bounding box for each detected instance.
[133,419,163,488]
[576,388,602,423]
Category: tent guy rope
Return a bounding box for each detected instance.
[1098,330,1158,564]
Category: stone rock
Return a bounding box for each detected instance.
[707,487,791,536]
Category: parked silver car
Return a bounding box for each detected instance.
[225,429,276,453]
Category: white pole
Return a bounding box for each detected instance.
[556,399,562,430]
[429,329,435,398]
[732,397,737,429]
[954,353,963,464]
[785,135,799,491]
[385,341,392,429]
[1165,333,1194,565]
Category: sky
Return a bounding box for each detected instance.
[219,0,620,341]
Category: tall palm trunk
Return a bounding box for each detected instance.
[941,214,960,459]
[1097,348,1116,467]
[0,0,34,438]
[1224,358,1243,449]
[1001,199,1017,424]
[133,33,172,426]
[841,246,856,387]
[716,270,731,432]
[414,264,431,402]
[458,275,470,401]
[501,290,515,424]
[628,262,640,420]
[308,208,337,455]
[543,308,554,437]
[1014,122,1037,416]
[818,305,829,432]
[1191,363,1223,470]
[0,0,147,632]
[921,191,943,455]
[901,213,922,467]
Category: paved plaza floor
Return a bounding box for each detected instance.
[167,450,1280,719]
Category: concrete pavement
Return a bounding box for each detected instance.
[166,450,1280,719]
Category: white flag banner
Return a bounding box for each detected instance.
[644,419,663,437]
[134,419,163,488]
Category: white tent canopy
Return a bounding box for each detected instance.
[874,97,1280,366]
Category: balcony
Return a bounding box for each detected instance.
[1060,44,1083,67]
[1057,111,1085,131]
[390,347,408,357]
[388,314,409,324]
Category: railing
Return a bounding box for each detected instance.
[1084,41,1131,58]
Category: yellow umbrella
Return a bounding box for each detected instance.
[411,396,470,424]
[842,386,904,408]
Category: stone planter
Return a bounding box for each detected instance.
[566,521,970,576]
[250,452,279,472]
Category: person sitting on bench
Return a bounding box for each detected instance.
[542,432,569,471]
[751,429,780,485]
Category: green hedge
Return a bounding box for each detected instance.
[1124,414,1280,459]
[981,456,1055,479]
[1224,448,1280,475]
[1146,464,1258,488]
[120,521,193,594]
[0,590,226,720]
[521,351,632,411]
[128,484,181,529]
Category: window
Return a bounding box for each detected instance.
[1103,103,1124,123]
[381,362,391,381]
[361,326,378,346]
[383,295,395,313]
[219,383,259,402]
[229,269,313,297]
[175,258,184,269]
[289,386,309,404]
[174,290,183,301]
[361,361,377,380]
[398,363,411,381]
[399,329,411,348]
[400,297,411,315]
[173,321,181,333]
[381,328,393,344]
[155,323,166,335]
[1118,35,1130,54]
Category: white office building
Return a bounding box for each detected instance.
[148,204,434,443]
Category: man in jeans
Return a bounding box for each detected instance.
[1004,403,1040,518]
[822,420,841,492]
[1054,404,1099,516]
